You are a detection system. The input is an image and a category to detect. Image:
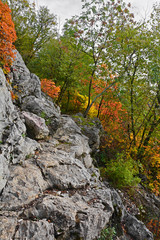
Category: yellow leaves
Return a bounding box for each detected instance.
[73,91,97,118]
[149,180,160,196]
[60,90,97,117]
[78,94,97,118]
[156,175,160,180]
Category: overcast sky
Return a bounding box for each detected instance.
[35,0,159,28]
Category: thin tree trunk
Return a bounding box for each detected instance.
[57,81,68,104]
[97,95,104,118]
[83,80,117,118]
[130,76,136,145]
[66,90,70,112]
[143,118,160,147]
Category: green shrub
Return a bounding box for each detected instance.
[104,152,140,188]
[98,226,116,240]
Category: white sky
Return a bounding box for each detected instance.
[34,0,159,28]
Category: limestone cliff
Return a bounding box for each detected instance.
[0,52,156,240]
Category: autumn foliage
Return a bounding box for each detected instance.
[147,219,160,240]
[1,0,158,197]
[0,0,17,70]
[41,79,60,99]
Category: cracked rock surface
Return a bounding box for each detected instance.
[0,115,153,240]
[0,117,114,240]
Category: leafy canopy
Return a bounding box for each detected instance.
[0,0,16,70]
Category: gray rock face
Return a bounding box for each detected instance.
[0,155,9,193]
[22,111,49,139]
[9,51,61,134]
[0,113,153,240]
[1,160,49,208]
[0,216,55,240]
[10,50,41,100]
[54,116,91,158]
[0,113,114,240]
[0,215,17,240]
[0,69,39,192]
[123,213,153,240]
[36,151,91,189]
[82,125,100,152]
[15,220,55,240]
[0,68,14,142]
[72,116,102,153]
[2,117,40,164]
[22,188,113,240]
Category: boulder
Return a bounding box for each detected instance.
[21,95,60,133]
[36,151,91,189]
[22,111,49,140]
[82,125,101,152]
[123,213,154,240]
[54,116,91,157]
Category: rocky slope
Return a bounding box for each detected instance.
[0,51,156,239]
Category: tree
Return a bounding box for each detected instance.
[63,0,136,117]
[3,0,57,65]
[30,37,88,107]
[123,4,160,154]
[0,0,16,70]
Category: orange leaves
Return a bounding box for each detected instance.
[10,90,18,101]
[147,219,160,240]
[90,75,128,150]
[0,1,17,69]
[99,99,128,151]
[41,79,60,100]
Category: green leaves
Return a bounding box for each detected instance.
[104,152,140,188]
[63,0,137,116]
[4,0,57,65]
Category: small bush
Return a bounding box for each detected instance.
[41,79,60,100]
[98,226,116,240]
[104,152,140,188]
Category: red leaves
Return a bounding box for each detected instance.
[41,79,60,99]
[0,1,17,69]
[147,219,160,240]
